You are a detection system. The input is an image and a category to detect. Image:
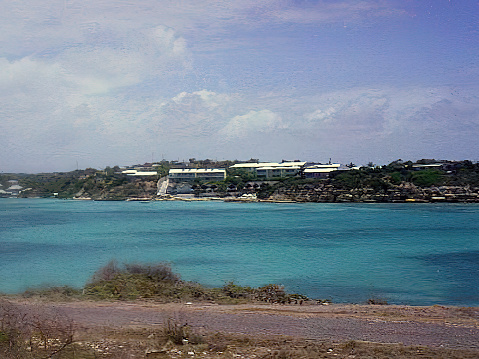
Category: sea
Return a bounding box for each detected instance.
[1,198,478,306]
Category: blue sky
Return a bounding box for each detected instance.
[1,0,478,172]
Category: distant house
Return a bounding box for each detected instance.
[303,163,341,178]
[411,163,443,171]
[168,168,226,181]
[121,169,158,176]
[6,184,23,196]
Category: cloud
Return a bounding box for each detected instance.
[0,1,408,57]
[57,25,190,94]
[219,110,285,139]
[255,0,407,25]
[172,90,230,108]
[305,107,337,125]
[0,1,477,171]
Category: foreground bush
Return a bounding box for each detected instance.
[83,260,199,301]
[0,299,74,358]
[82,261,310,304]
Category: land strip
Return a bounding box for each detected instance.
[14,300,479,350]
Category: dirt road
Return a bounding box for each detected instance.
[27,301,479,350]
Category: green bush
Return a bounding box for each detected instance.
[82,261,311,304]
[254,284,289,304]
[84,261,207,301]
[411,169,444,187]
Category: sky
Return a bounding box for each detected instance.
[1,0,478,173]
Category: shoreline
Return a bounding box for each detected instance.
[64,195,479,203]
[0,195,479,204]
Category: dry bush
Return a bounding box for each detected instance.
[162,318,190,345]
[0,299,74,358]
[253,284,289,304]
[89,259,121,282]
[125,262,180,283]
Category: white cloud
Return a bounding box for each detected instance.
[219,110,285,139]
[305,107,337,124]
[172,90,230,108]
[260,0,406,25]
[0,0,408,58]
[0,1,477,171]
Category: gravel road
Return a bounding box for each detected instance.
[27,301,479,350]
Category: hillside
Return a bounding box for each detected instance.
[2,159,479,202]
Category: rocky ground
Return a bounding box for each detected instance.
[9,299,479,358]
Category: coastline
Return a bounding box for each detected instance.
[65,192,479,203]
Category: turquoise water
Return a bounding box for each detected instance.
[1,198,478,306]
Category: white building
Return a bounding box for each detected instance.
[168,168,226,181]
[303,163,341,178]
[121,169,158,176]
[230,161,306,178]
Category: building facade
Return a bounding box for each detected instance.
[230,161,306,179]
[168,168,226,181]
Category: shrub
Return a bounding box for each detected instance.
[410,169,444,187]
[83,261,311,304]
[254,284,289,304]
[0,299,74,358]
[22,286,82,300]
[222,282,254,299]
[90,259,121,282]
[367,297,389,305]
[84,261,185,300]
[124,262,180,283]
[162,318,191,345]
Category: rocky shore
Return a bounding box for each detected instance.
[266,182,479,203]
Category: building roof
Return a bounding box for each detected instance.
[304,163,341,173]
[169,168,225,174]
[130,171,158,176]
[257,166,301,170]
[122,169,158,176]
[412,163,443,168]
[304,168,336,173]
[307,163,341,169]
[230,162,278,168]
[231,162,306,169]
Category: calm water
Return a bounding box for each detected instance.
[1,198,478,306]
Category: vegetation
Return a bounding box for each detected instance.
[10,167,158,200]
[93,328,479,359]
[0,299,74,358]
[80,261,312,304]
[18,261,313,305]
[2,261,479,358]
[2,302,478,358]
[3,158,479,201]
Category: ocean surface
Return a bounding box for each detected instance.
[1,198,478,306]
